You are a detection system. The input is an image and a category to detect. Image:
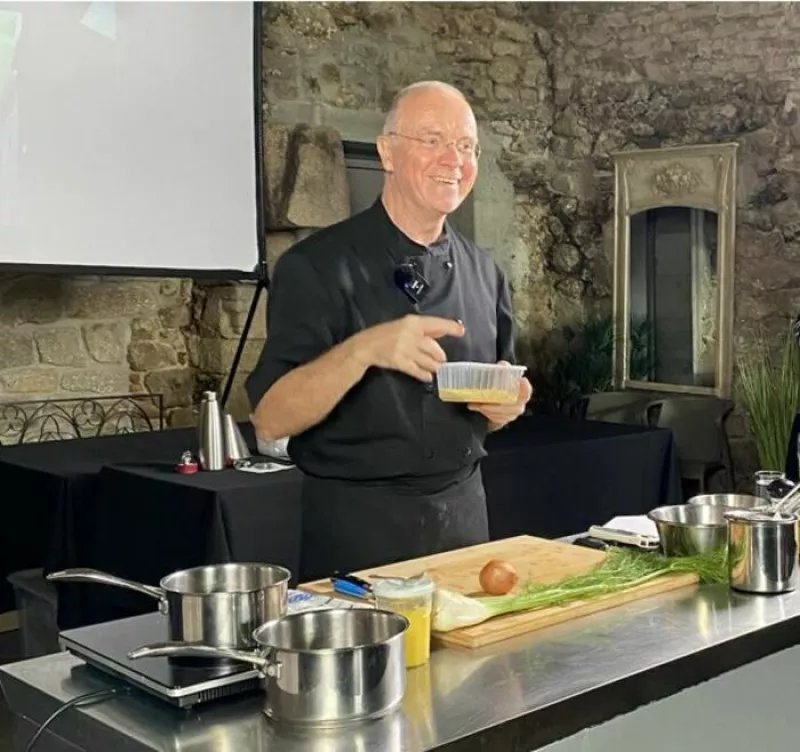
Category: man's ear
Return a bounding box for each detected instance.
[376,133,394,174]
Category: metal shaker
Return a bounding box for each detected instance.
[198,391,225,471]
[223,412,250,463]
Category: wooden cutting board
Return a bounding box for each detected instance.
[300,535,699,650]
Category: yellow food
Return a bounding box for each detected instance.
[393,603,432,668]
[479,559,519,595]
[438,388,517,404]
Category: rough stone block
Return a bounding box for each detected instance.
[144,368,195,408]
[35,327,86,367]
[0,331,36,369]
[0,276,65,326]
[263,123,350,230]
[83,322,128,364]
[188,337,263,375]
[65,281,161,319]
[60,369,130,395]
[0,367,59,394]
[284,125,351,228]
[128,341,179,372]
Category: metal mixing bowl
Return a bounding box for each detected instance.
[688,493,768,511]
[647,504,729,557]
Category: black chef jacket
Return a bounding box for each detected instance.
[245,198,516,490]
[246,199,516,579]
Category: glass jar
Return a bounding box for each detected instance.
[373,576,435,668]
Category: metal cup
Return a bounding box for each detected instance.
[754,470,785,502]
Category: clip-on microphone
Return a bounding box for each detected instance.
[394,259,430,304]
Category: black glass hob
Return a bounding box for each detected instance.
[59,612,261,708]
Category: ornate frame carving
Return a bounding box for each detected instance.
[611,142,738,397]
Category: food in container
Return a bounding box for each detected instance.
[436,362,527,404]
[373,576,435,668]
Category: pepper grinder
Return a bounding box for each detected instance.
[198,391,225,471]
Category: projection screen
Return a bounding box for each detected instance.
[0,1,261,276]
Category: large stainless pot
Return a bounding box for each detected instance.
[726,510,800,594]
[647,504,728,557]
[47,563,290,648]
[128,608,409,726]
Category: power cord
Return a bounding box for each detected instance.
[24,686,128,752]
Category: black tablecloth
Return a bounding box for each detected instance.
[0,429,199,613]
[58,461,302,629]
[484,415,681,540]
[0,415,680,623]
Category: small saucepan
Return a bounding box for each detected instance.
[128,607,409,727]
[47,563,290,649]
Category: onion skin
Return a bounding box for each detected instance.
[479,559,519,595]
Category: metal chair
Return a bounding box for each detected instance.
[645,396,735,494]
[573,391,652,425]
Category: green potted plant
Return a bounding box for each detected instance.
[737,321,800,472]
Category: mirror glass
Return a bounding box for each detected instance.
[628,206,719,388]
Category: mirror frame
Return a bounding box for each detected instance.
[611,142,738,398]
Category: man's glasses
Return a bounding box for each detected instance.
[387,131,481,160]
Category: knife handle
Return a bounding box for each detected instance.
[331,577,371,599]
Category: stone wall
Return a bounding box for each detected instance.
[0,274,196,430]
[542,0,800,481]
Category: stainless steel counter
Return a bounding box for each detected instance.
[3,583,800,751]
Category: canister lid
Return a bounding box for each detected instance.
[372,575,435,598]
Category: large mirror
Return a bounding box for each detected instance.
[611,143,738,397]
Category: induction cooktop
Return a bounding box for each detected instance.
[59,612,260,708]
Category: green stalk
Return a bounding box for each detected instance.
[738,322,800,471]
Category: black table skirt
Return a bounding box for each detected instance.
[57,462,302,629]
[0,415,680,621]
[484,415,681,540]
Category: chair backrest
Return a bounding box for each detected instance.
[576,391,651,425]
[646,396,733,465]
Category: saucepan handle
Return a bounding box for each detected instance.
[127,642,278,676]
[46,568,165,601]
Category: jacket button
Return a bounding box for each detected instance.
[463,447,473,457]
[426,449,435,459]
[424,382,435,393]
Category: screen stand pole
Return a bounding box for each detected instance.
[220,277,267,409]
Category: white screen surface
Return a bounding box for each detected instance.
[0,1,259,275]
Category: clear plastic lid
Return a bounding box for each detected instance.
[372,575,435,599]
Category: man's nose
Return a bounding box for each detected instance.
[439,142,463,165]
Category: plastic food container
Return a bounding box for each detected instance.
[436,362,527,404]
[372,576,435,669]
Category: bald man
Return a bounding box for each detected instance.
[246,81,532,580]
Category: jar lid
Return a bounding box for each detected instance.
[372,575,435,598]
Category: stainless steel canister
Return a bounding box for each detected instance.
[725,510,799,594]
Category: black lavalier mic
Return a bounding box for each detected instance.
[394,258,430,304]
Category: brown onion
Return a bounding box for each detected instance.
[479,559,519,595]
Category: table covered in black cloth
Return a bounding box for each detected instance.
[484,415,681,540]
[0,414,680,625]
[0,428,207,614]
[57,461,302,630]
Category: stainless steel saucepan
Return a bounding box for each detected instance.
[47,563,290,649]
[128,607,409,726]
